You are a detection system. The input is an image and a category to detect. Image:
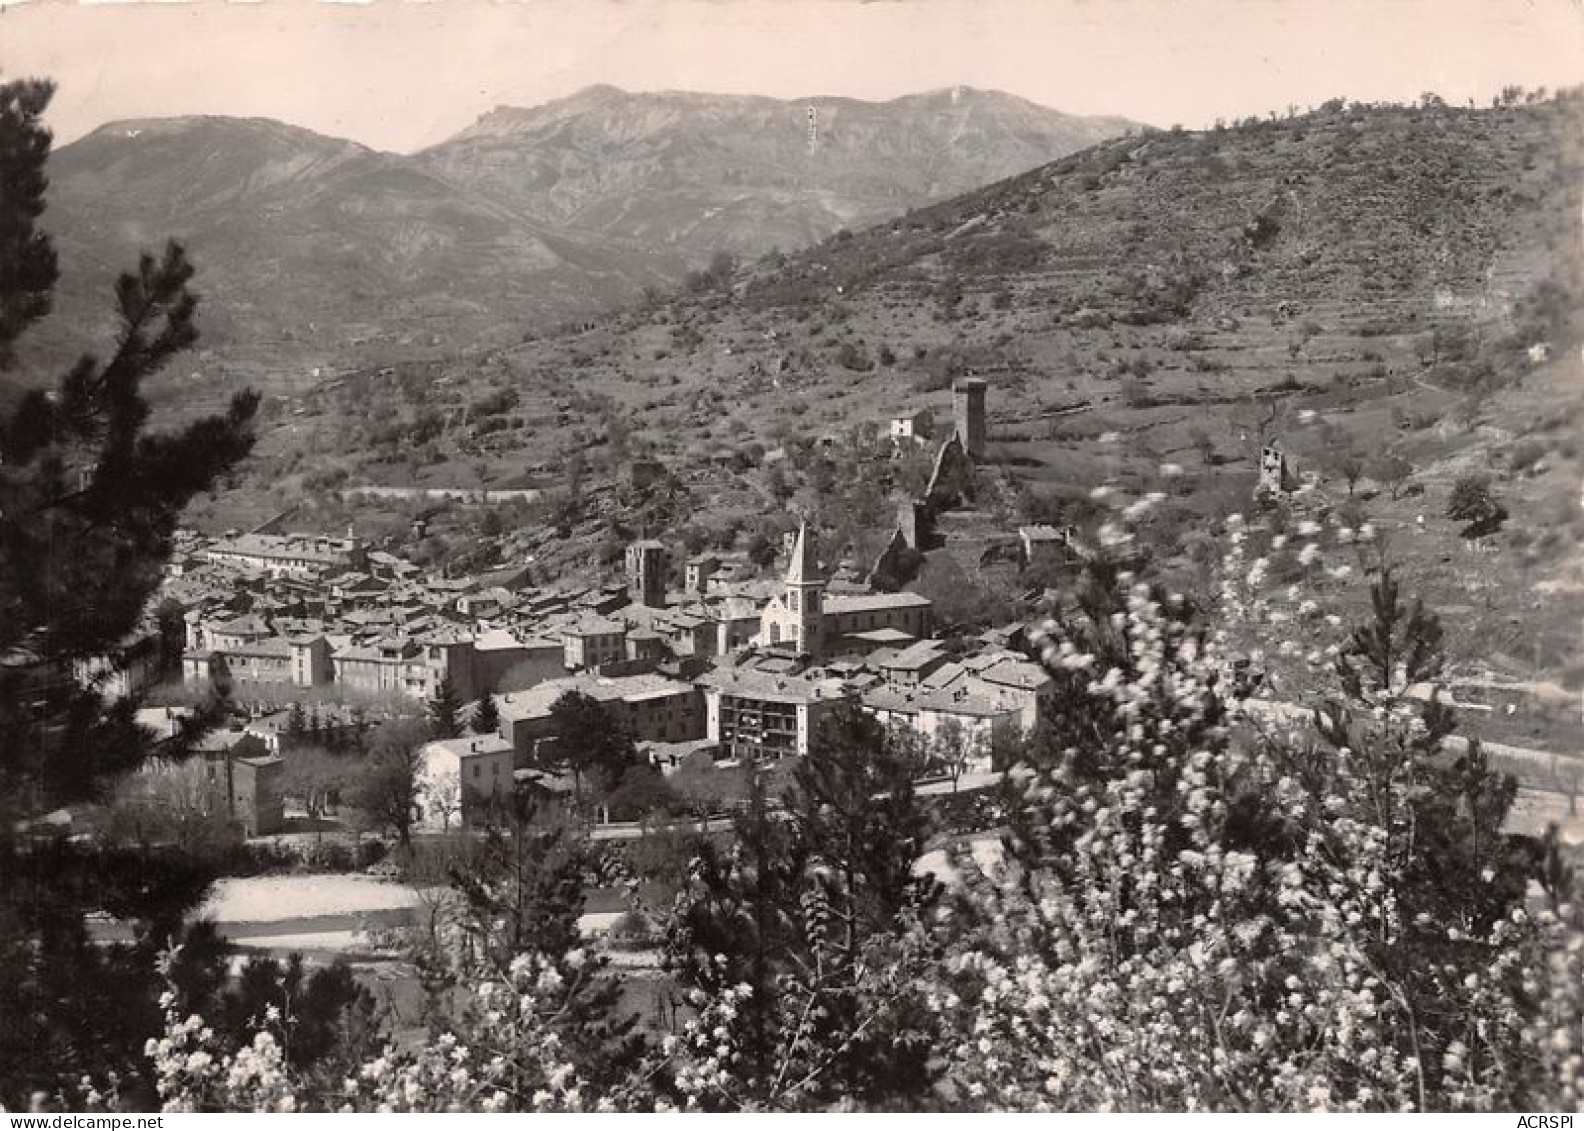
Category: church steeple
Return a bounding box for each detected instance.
[784,521,824,657]
[786,521,819,585]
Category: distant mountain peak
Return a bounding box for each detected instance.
[421,86,1140,264]
[40,84,1150,388]
[81,114,372,157]
[567,82,630,102]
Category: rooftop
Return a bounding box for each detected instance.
[697,666,850,704]
[861,685,922,714]
[214,613,273,636]
[473,627,524,652]
[205,532,359,564]
[976,657,1051,691]
[497,671,695,721]
[562,615,627,638]
[916,688,1011,718]
[845,627,915,645]
[825,592,933,614]
[424,734,515,760]
[880,640,949,671]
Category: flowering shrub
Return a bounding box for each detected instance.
[661,708,945,1110]
[1526,836,1584,1109]
[924,532,1565,1111]
[143,947,597,1112]
[1531,916,1584,1110]
[1214,509,1370,701]
[119,519,1582,1113]
[657,920,939,1111]
[144,955,297,1114]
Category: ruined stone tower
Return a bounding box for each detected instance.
[952,377,987,460]
[1259,444,1294,496]
[625,539,667,608]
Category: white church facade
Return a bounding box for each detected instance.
[758,524,933,659]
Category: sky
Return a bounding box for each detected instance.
[2,0,1580,153]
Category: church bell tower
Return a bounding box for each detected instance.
[784,522,824,658]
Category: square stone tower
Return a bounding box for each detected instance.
[952,377,988,459]
[625,539,667,608]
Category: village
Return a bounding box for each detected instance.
[112,378,1080,840]
[104,346,1583,853]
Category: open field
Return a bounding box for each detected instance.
[203,874,423,922]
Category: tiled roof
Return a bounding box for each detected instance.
[881,640,948,670]
[563,615,626,638]
[915,688,1012,718]
[696,666,849,704]
[497,672,694,721]
[846,627,914,645]
[205,533,356,565]
[921,661,969,690]
[977,657,1051,691]
[825,592,933,614]
[1019,524,1067,542]
[424,734,514,760]
[861,685,922,714]
[474,628,527,652]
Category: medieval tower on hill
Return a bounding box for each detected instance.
[1258,444,1295,496]
[953,377,987,459]
[626,539,667,608]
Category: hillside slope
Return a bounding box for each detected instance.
[233,96,1584,725]
[337,96,1581,477]
[418,85,1136,262]
[19,88,1131,395]
[23,116,668,392]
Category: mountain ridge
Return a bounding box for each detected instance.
[446,84,1138,144]
[417,85,1139,259]
[23,113,666,393]
[22,86,1134,390]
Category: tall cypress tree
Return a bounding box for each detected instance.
[427,673,463,739]
[0,78,258,1105]
[283,701,309,751]
[469,694,500,736]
